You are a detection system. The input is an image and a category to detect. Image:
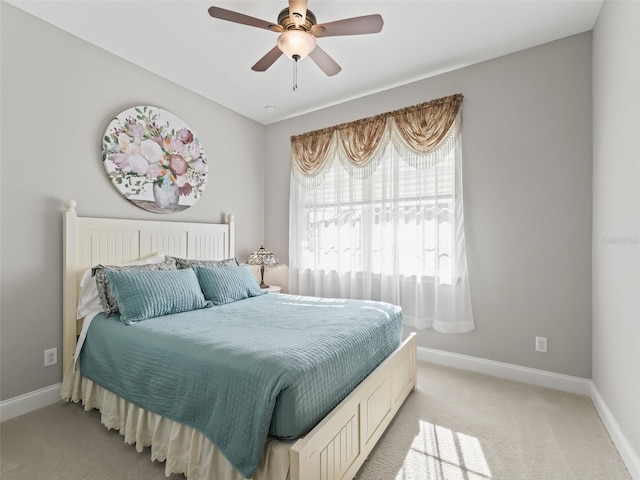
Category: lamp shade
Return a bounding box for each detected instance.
[246,246,279,267]
[277,30,316,60]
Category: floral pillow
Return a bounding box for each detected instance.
[172,256,238,270]
[93,258,177,316]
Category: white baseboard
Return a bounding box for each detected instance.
[417,346,591,395]
[0,383,61,423]
[590,383,640,480]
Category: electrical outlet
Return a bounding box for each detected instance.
[535,337,548,353]
[44,348,57,367]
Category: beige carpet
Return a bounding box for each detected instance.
[356,363,630,480]
[0,362,631,480]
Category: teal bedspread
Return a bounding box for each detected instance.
[80,293,402,478]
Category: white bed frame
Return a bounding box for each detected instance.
[62,200,417,480]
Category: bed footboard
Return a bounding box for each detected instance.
[290,332,417,480]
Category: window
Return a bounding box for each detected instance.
[289,96,473,332]
[300,144,454,283]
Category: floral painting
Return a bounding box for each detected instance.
[102,106,207,213]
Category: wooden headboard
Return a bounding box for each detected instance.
[62,200,235,375]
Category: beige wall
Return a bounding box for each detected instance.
[265,33,593,378]
[592,0,640,466]
[0,4,266,400]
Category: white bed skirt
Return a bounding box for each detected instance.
[60,364,291,480]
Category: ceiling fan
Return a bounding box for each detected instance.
[208,0,383,79]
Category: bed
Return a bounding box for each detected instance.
[61,200,417,480]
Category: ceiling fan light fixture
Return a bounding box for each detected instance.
[277,30,316,60]
[208,3,383,77]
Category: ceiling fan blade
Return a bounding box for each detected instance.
[288,0,308,26]
[251,46,284,72]
[313,14,383,38]
[309,46,341,76]
[208,6,281,32]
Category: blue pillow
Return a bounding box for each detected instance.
[194,264,266,306]
[105,268,212,324]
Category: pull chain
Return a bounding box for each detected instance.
[292,54,300,91]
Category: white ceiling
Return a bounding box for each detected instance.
[8,0,603,125]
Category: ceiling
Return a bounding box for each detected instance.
[7,0,603,125]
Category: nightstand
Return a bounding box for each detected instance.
[261,285,282,293]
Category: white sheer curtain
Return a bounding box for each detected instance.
[289,100,473,333]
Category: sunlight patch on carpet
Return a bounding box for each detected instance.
[395,420,492,480]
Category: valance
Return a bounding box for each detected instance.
[291,94,463,187]
[290,128,336,183]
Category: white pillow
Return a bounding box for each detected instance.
[76,252,167,319]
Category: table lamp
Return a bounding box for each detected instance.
[246,245,279,288]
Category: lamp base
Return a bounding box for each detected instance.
[259,265,269,289]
